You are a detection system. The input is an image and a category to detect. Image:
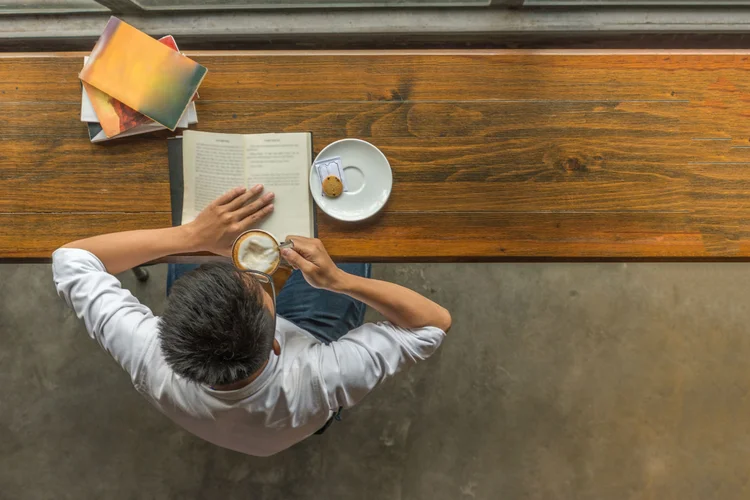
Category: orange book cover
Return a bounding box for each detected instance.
[80,17,207,131]
[83,35,197,138]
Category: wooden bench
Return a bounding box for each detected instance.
[3,50,750,262]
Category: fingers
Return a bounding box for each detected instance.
[286,236,319,259]
[236,203,274,231]
[235,191,274,220]
[281,247,316,274]
[211,186,246,207]
[224,184,264,211]
[286,236,313,247]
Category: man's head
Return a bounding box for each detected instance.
[158,262,275,387]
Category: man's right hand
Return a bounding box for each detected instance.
[283,236,451,333]
[282,237,346,291]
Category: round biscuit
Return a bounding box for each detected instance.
[323,175,343,198]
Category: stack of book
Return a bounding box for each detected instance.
[79,17,207,143]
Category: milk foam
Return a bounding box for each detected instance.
[237,233,279,272]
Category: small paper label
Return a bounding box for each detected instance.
[313,156,349,195]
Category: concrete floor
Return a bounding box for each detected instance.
[2,262,750,499]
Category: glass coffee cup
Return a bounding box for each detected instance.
[231,229,293,274]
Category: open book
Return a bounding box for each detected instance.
[181,130,315,241]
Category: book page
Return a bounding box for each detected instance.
[182,130,245,224]
[244,133,313,240]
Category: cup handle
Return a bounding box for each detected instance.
[278,240,294,268]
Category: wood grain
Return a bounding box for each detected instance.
[318,211,708,261]
[0,213,170,260]
[3,51,750,261]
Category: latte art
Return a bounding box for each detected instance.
[232,231,280,274]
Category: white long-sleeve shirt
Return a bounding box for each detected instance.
[52,248,445,456]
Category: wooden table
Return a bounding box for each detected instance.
[3,50,750,262]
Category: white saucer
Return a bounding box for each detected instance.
[310,139,393,222]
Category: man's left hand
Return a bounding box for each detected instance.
[184,185,275,256]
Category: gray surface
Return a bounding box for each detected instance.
[2,262,750,499]
[10,7,750,42]
[0,0,105,14]
[131,0,489,8]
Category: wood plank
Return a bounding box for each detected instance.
[0,100,693,139]
[5,208,750,261]
[5,99,745,151]
[4,52,750,104]
[0,213,170,260]
[318,211,712,261]
[0,211,722,261]
[0,138,170,213]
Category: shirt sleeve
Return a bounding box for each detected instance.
[316,321,446,409]
[52,248,158,386]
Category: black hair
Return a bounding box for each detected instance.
[158,262,275,387]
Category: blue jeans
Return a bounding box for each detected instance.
[167,263,372,344]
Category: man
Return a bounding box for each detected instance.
[52,185,451,456]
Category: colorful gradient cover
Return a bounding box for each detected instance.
[80,17,207,131]
[82,36,198,137]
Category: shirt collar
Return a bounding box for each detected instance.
[202,332,280,402]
